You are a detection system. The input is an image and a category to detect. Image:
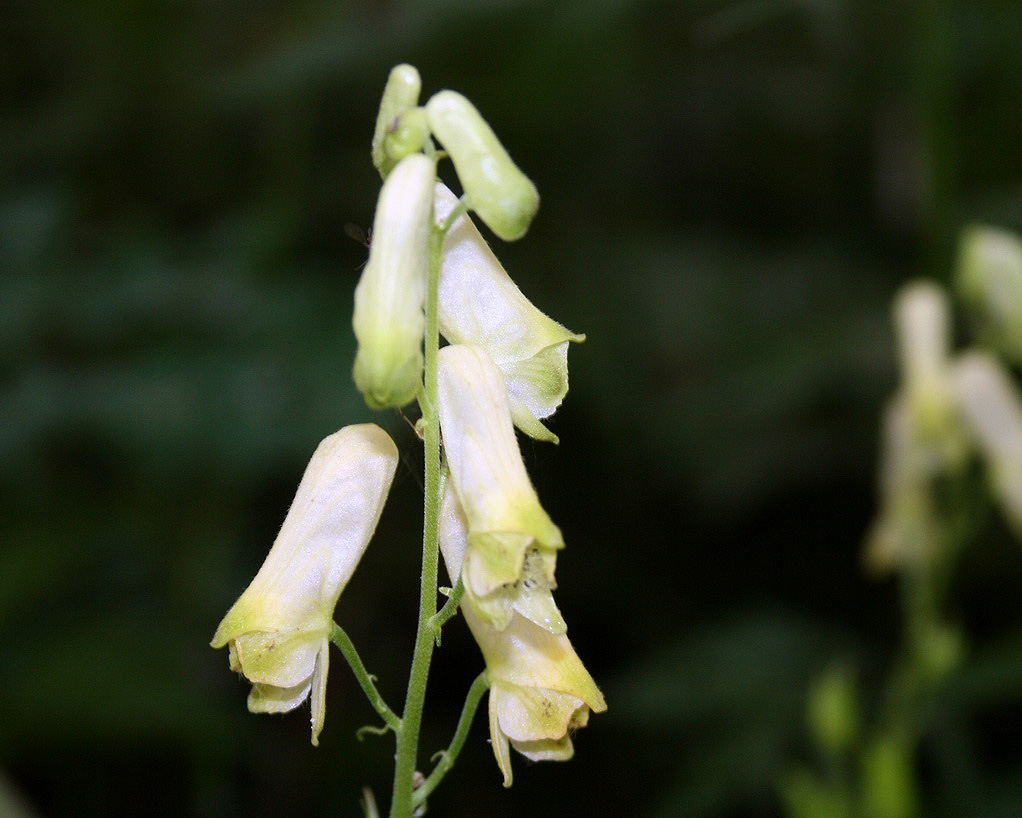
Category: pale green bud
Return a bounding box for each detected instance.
[806,663,858,756]
[437,345,563,607]
[371,64,422,177]
[956,224,1022,363]
[383,107,430,166]
[425,90,539,241]
[951,351,1022,536]
[435,183,583,443]
[352,153,434,410]
[210,424,398,745]
[437,488,605,788]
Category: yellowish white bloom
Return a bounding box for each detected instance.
[425,90,539,241]
[438,344,564,629]
[210,424,398,745]
[353,153,434,410]
[435,183,583,443]
[951,351,1022,535]
[438,484,606,788]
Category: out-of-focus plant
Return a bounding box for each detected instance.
[782,225,1022,818]
[209,64,604,817]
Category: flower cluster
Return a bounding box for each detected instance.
[868,228,1022,572]
[211,63,604,784]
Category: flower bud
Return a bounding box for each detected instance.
[437,345,563,609]
[956,224,1022,363]
[352,153,434,410]
[210,424,398,745]
[434,183,582,443]
[425,90,539,241]
[371,64,422,177]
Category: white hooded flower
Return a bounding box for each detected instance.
[951,351,1022,535]
[435,183,583,443]
[211,424,398,745]
[438,344,564,628]
[438,483,605,787]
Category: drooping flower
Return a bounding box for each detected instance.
[438,483,605,787]
[434,183,583,443]
[437,344,564,630]
[352,153,435,410]
[951,351,1022,535]
[864,281,966,573]
[211,424,398,745]
[425,90,539,241]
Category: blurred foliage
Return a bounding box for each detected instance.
[4,0,1022,815]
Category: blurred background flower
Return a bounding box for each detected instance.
[4,1,1022,816]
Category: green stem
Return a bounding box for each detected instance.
[388,210,446,818]
[330,623,401,732]
[412,672,490,808]
[428,575,464,645]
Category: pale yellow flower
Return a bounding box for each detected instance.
[438,484,606,787]
[437,344,563,630]
[435,184,583,443]
[211,424,398,745]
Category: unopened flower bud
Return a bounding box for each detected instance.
[426,90,539,241]
[372,64,422,177]
[956,224,1022,363]
[353,153,434,410]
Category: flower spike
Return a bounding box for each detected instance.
[211,424,398,745]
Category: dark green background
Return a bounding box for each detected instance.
[4,1,1022,815]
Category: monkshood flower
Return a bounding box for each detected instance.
[956,225,1022,363]
[434,183,583,443]
[437,344,565,630]
[371,63,423,178]
[951,351,1022,536]
[864,282,965,573]
[425,90,539,241]
[438,486,606,788]
[211,424,398,745]
[353,153,434,410]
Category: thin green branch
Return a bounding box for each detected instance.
[428,575,464,645]
[331,623,401,732]
[413,672,490,808]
